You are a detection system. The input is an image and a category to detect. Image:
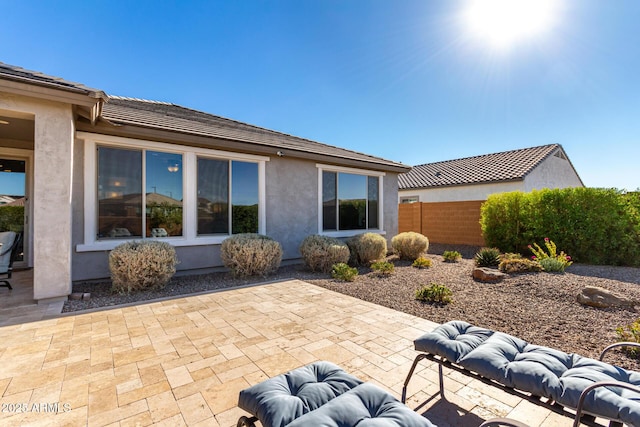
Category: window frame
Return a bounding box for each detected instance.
[77,132,268,252]
[316,163,385,238]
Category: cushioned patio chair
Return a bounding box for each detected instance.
[237,360,531,427]
[0,231,21,290]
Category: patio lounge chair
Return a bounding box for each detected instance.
[237,360,530,427]
[0,231,21,290]
[402,320,640,427]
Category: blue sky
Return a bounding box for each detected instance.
[2,0,639,189]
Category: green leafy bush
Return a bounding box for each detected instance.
[371,261,394,276]
[299,235,350,273]
[331,263,358,282]
[480,188,640,266]
[0,205,24,232]
[347,233,387,265]
[442,250,462,263]
[221,233,282,277]
[109,241,178,294]
[616,319,640,358]
[415,283,452,305]
[498,254,542,273]
[391,232,429,260]
[474,247,501,267]
[412,256,432,269]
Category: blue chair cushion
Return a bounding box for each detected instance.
[414,320,494,363]
[237,361,363,427]
[285,382,437,427]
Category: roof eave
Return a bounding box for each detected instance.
[399,177,525,191]
[76,120,411,173]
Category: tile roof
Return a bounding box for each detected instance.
[0,62,105,98]
[398,144,564,189]
[101,96,410,171]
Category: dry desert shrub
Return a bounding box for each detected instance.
[347,233,387,265]
[299,235,350,273]
[391,232,429,260]
[221,233,283,277]
[109,241,178,294]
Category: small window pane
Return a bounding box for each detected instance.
[231,161,259,234]
[97,147,142,239]
[146,151,183,237]
[322,171,337,231]
[368,176,379,229]
[197,158,229,235]
[338,173,366,230]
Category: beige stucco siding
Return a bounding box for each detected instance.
[399,181,524,203]
[0,93,75,300]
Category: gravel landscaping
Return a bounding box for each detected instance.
[64,244,640,371]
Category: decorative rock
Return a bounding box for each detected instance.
[577,286,636,308]
[472,267,507,283]
[82,292,91,301]
[69,292,83,300]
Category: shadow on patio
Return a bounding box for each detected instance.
[0,280,576,426]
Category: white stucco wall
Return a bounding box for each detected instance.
[0,93,74,301]
[399,181,525,203]
[523,153,583,191]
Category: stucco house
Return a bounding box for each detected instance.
[0,62,409,303]
[396,144,584,246]
[398,144,583,203]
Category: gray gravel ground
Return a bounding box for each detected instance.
[65,245,640,370]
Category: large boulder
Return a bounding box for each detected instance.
[472,267,507,283]
[577,286,636,308]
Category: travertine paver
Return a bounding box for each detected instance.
[0,279,570,426]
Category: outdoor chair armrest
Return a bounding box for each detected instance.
[572,380,640,427]
[479,418,530,427]
[599,342,640,361]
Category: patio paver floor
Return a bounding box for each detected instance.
[0,280,597,426]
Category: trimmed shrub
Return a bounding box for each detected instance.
[539,257,567,273]
[442,250,462,263]
[109,241,178,294]
[391,232,429,260]
[498,254,542,273]
[371,261,394,276]
[474,247,501,267]
[221,233,282,277]
[480,188,640,266]
[415,283,452,305]
[412,256,432,269]
[347,233,387,265]
[299,235,350,273]
[332,263,358,282]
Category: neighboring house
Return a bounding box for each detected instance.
[398,144,584,203]
[397,144,584,246]
[0,62,410,302]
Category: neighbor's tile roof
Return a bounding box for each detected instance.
[102,96,410,171]
[0,62,105,97]
[398,144,562,189]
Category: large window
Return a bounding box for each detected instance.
[321,168,382,233]
[197,159,259,235]
[97,147,183,239]
[80,134,267,251]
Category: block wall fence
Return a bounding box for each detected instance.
[398,201,485,247]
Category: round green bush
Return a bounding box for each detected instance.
[391,232,429,260]
[109,241,178,294]
[299,235,350,273]
[221,233,283,277]
[346,233,388,265]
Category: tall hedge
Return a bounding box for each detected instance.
[480,188,640,266]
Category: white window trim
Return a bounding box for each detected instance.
[316,163,385,238]
[76,131,269,252]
